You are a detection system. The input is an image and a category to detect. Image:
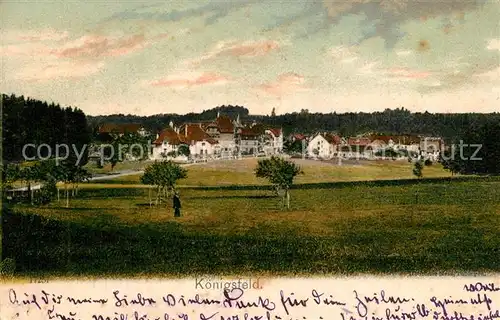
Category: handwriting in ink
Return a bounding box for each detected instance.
[47,305,79,320]
[67,296,108,305]
[41,290,64,305]
[464,283,500,293]
[187,294,221,306]
[199,312,218,320]
[385,305,425,320]
[8,289,43,311]
[470,293,493,311]
[201,311,273,320]
[162,294,188,307]
[353,290,368,318]
[364,290,412,305]
[279,290,309,316]
[311,289,346,306]
[132,310,163,320]
[430,297,469,316]
[416,303,431,318]
[92,313,128,320]
[223,288,276,312]
[113,290,157,307]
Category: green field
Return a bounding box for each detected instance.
[4,159,499,278]
[88,158,452,186]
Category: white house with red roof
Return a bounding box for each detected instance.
[199,113,239,159]
[307,132,342,158]
[263,128,283,155]
[339,137,374,159]
[151,126,189,160]
[239,127,261,155]
[151,114,284,160]
[180,123,220,159]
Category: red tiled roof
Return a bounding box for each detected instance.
[348,137,372,146]
[182,124,211,143]
[370,134,420,145]
[267,128,282,137]
[323,133,342,144]
[240,127,260,137]
[216,116,234,133]
[153,128,187,146]
[98,123,141,134]
[369,135,393,143]
[203,122,218,129]
[370,139,388,146]
[292,133,306,140]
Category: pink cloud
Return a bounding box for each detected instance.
[2,29,168,81]
[53,34,148,58]
[225,40,280,57]
[183,39,283,67]
[2,30,161,60]
[149,72,230,88]
[257,72,309,96]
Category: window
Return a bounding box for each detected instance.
[202,142,206,146]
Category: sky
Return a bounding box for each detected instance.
[1,0,499,116]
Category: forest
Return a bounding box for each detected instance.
[87,105,500,141]
[2,94,90,163]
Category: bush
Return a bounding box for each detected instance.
[0,258,16,276]
[424,159,433,166]
[34,179,57,205]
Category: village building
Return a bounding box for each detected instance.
[420,137,444,161]
[340,137,373,159]
[97,123,148,139]
[151,127,188,160]
[263,128,284,155]
[307,133,342,158]
[178,123,220,159]
[288,133,307,143]
[239,127,261,155]
[368,134,421,158]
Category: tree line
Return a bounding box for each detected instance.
[2,94,91,164]
[87,105,500,141]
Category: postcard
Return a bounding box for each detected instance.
[1,1,499,320]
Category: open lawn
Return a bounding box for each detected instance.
[89,158,452,187]
[83,160,151,175]
[5,176,499,277]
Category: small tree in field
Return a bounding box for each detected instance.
[57,163,79,207]
[413,160,424,179]
[140,160,187,206]
[255,156,303,209]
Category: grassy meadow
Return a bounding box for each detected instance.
[4,159,499,277]
[88,158,452,186]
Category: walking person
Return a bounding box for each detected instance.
[173,191,181,217]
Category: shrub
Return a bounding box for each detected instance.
[0,258,16,276]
